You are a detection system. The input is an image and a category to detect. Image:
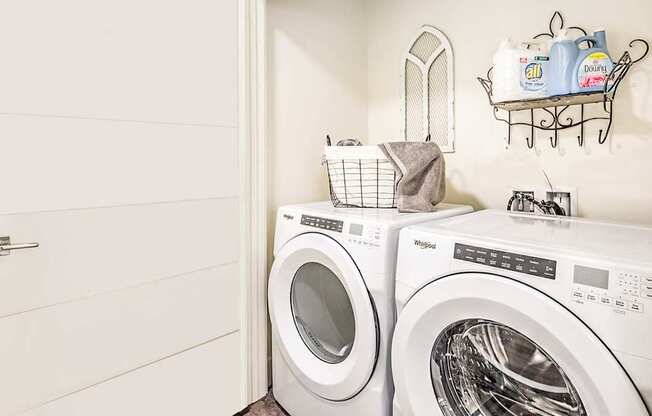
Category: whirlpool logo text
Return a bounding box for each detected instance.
[414,239,437,250]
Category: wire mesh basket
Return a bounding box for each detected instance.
[324,145,397,208]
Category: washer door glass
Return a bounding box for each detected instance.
[431,319,587,416]
[291,262,355,364]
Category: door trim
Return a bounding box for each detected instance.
[239,0,268,405]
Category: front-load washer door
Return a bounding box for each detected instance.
[392,272,649,416]
[269,233,379,401]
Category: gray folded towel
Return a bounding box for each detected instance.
[379,142,446,213]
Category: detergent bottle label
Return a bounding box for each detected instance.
[577,52,611,89]
[520,56,549,92]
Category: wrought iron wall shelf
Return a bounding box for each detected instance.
[477,11,649,149]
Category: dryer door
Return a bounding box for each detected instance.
[392,272,648,416]
[269,233,379,401]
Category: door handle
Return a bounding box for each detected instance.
[0,236,39,256]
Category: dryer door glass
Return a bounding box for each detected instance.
[430,319,587,416]
[291,262,355,364]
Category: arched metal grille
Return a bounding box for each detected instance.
[402,26,455,152]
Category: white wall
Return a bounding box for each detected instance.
[267,1,652,226]
[267,0,369,258]
[366,0,652,224]
[0,1,243,414]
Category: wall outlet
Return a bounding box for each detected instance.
[511,190,535,213]
[510,186,578,216]
[546,190,573,216]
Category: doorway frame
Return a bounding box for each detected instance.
[239,0,269,405]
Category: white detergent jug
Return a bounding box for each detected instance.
[492,38,522,103]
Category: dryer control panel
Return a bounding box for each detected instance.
[347,222,382,248]
[300,215,343,232]
[299,215,382,248]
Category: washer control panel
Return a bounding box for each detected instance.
[454,243,557,279]
[571,266,649,314]
[300,215,343,233]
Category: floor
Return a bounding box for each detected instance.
[234,391,288,416]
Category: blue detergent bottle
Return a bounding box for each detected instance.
[571,29,614,93]
[548,29,579,96]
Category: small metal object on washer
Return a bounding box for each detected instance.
[336,139,362,146]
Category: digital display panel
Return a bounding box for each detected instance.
[349,223,363,236]
[573,265,609,290]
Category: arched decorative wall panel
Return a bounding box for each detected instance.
[401,26,455,152]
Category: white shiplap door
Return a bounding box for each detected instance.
[0,1,244,415]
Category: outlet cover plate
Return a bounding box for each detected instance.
[510,186,578,216]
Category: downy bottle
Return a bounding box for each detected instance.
[571,29,614,93]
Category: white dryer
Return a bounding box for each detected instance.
[392,210,652,416]
[268,201,473,416]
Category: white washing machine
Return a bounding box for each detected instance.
[392,209,652,416]
[268,201,473,416]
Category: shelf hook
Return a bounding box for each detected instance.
[526,137,535,149]
[524,109,535,149]
[597,129,605,145]
[507,111,512,146]
[598,103,615,145]
[549,107,559,148]
[577,104,585,147]
[598,116,615,145]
